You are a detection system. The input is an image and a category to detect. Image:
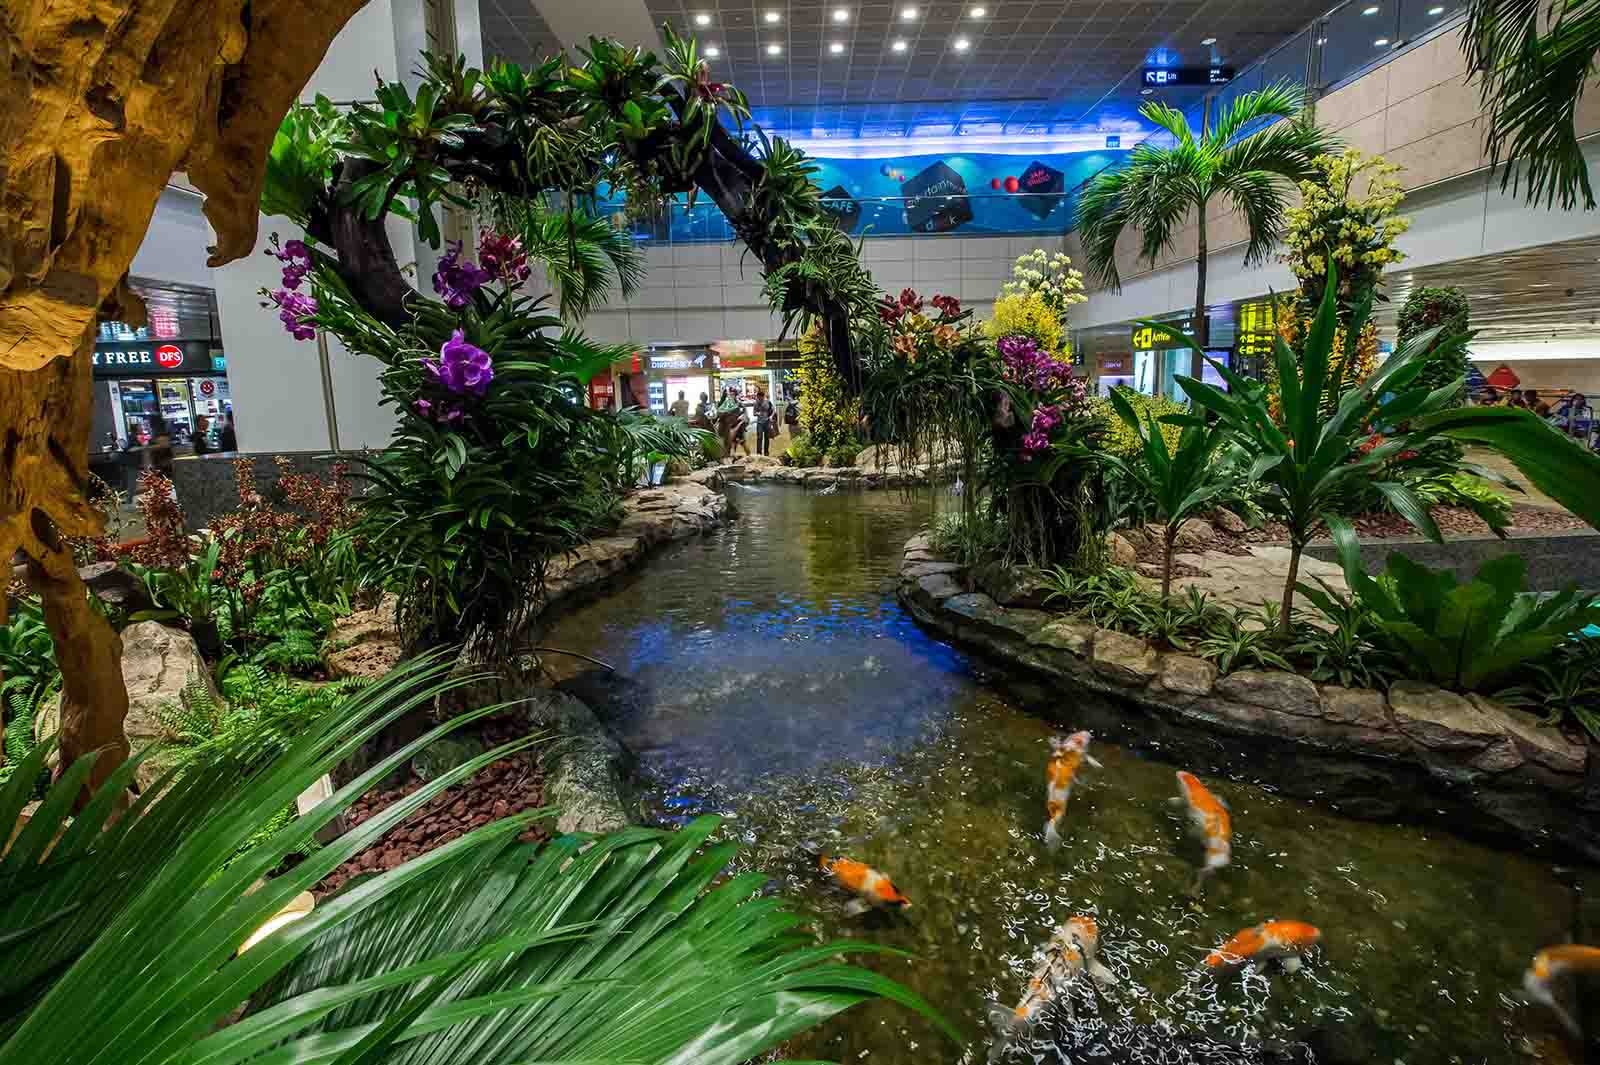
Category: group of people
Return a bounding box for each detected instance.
[669,386,794,457]
[131,412,239,475]
[1479,386,1554,417]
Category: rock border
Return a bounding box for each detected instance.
[895,533,1600,863]
[706,456,955,490]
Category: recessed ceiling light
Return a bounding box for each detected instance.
[892,37,908,50]
[953,35,970,50]
[1374,36,1390,45]
[901,5,918,19]
[694,12,711,26]
[705,44,721,57]
[830,40,845,53]
[765,10,781,23]
[970,5,987,16]
[1427,3,1444,11]
[833,7,849,21]
[1361,5,1380,13]
[1316,35,1327,44]
[1140,87,1154,95]
[1201,36,1216,45]
[766,41,782,54]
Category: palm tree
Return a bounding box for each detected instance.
[1074,82,1340,378]
[1464,0,1600,210]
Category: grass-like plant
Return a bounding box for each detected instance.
[0,656,949,1063]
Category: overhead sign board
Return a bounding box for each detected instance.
[1131,322,1194,351]
[712,339,766,369]
[1141,66,1234,87]
[91,339,216,377]
[646,349,716,372]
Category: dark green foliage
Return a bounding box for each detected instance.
[157,664,370,771]
[1463,0,1600,209]
[1497,636,1600,739]
[1290,579,1402,689]
[1194,612,1294,674]
[1329,541,1600,692]
[1395,286,1472,402]
[0,657,946,1063]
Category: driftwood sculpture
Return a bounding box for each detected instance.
[0,0,369,795]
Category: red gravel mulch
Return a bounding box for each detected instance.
[316,722,547,898]
[1242,504,1592,544]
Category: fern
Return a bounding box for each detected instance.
[160,665,371,771]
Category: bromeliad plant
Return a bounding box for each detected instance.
[1164,257,1600,635]
[0,657,950,1065]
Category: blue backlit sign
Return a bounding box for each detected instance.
[1141,66,1235,86]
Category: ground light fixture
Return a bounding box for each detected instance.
[892,38,908,51]
[834,7,849,21]
[238,892,315,954]
[695,12,711,26]
[767,41,782,54]
[705,44,721,57]
[830,41,846,53]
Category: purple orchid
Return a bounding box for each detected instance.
[267,237,314,290]
[424,330,494,397]
[432,241,493,309]
[999,335,1075,394]
[478,230,531,286]
[269,289,318,341]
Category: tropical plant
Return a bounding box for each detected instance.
[1167,257,1600,635]
[797,321,863,456]
[1075,82,1340,374]
[0,598,58,726]
[1290,579,1401,689]
[1099,388,1230,598]
[1463,0,1600,209]
[997,248,1088,324]
[1091,388,1186,459]
[1196,611,1295,674]
[1396,286,1473,401]
[1412,471,1514,532]
[1497,635,1600,738]
[1332,545,1600,692]
[0,657,947,1063]
[480,200,646,320]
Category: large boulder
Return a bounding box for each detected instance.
[1388,681,1504,751]
[1091,630,1158,684]
[119,622,223,748]
[973,561,1056,610]
[1216,670,1321,718]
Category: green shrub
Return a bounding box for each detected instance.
[1412,471,1514,531]
[1396,286,1471,402]
[158,664,370,771]
[784,433,821,467]
[825,443,862,468]
[1089,389,1186,459]
[1498,635,1600,739]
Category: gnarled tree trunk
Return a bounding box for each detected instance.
[1,0,370,797]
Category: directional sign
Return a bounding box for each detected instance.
[1141,66,1235,87]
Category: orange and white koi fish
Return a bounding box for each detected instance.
[1043,731,1102,850]
[1523,944,1600,1036]
[818,855,912,915]
[988,915,1115,1062]
[1171,770,1232,890]
[1203,920,1321,975]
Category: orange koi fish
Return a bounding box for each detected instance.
[1204,920,1321,975]
[1172,770,1232,890]
[818,855,912,914]
[1043,731,1101,850]
[1524,944,1600,1036]
[987,915,1115,1062]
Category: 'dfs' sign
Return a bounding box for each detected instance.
[155,344,184,369]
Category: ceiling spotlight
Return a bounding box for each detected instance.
[1427,3,1444,11]
[970,5,987,16]
[901,5,918,19]
[1316,35,1327,44]
[1361,4,1380,13]
[830,40,845,53]
[694,12,711,26]
[705,44,721,57]
[765,10,781,22]
[1374,36,1390,45]
[1201,36,1216,45]
[953,35,970,50]
[833,7,849,21]
[766,41,783,54]
[892,37,908,51]
[1140,87,1154,95]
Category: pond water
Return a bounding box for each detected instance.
[539,485,1577,1065]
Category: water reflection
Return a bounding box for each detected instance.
[540,486,1572,1064]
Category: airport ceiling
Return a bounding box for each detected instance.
[477,0,1344,140]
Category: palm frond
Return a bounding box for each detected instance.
[0,655,944,1065]
[1464,0,1600,209]
[1139,99,1197,147]
[1213,168,1289,268]
[1073,166,1136,291]
[1210,79,1311,147]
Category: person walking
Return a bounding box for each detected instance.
[753,388,776,456]
[192,415,213,456]
[218,413,238,452]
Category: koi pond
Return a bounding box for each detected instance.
[540,485,1579,1064]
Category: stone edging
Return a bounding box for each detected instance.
[895,533,1600,862]
[703,458,953,490]
[519,688,634,834]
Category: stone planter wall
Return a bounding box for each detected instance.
[896,534,1600,863]
[709,454,953,490]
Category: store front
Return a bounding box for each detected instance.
[92,339,230,450]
